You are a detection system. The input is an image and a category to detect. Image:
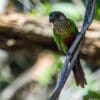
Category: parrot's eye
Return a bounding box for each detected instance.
[55,14,61,19]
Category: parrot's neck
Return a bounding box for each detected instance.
[53,20,68,36]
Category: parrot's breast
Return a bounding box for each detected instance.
[63,35,76,48]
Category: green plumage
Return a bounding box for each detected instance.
[53,18,78,54]
[49,11,87,87]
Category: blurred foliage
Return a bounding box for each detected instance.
[8,0,100,21]
[63,69,100,100]
[30,3,52,16]
[30,0,100,21]
[84,90,100,100]
[0,67,12,83]
[39,53,62,86]
[30,2,84,21]
[0,74,10,91]
[83,0,100,20]
[0,81,9,92]
[95,0,100,20]
[1,0,99,20]
[78,70,100,100]
[52,3,84,21]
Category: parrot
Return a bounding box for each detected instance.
[49,11,87,87]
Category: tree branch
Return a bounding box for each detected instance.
[50,0,96,99]
[0,15,56,51]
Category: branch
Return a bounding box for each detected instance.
[0,15,56,51]
[50,0,96,99]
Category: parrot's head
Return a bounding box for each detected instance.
[49,11,66,24]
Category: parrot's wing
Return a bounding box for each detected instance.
[67,19,78,35]
[53,33,61,50]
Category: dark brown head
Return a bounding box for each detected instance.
[49,11,67,23]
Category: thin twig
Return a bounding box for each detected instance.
[50,0,96,99]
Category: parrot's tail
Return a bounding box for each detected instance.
[72,56,87,88]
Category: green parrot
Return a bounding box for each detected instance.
[49,11,87,87]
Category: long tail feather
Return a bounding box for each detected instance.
[72,56,87,87]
